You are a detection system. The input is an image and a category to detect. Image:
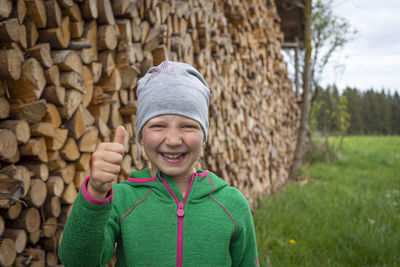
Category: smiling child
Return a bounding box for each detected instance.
[58,61,259,267]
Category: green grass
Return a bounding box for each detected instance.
[253,136,400,266]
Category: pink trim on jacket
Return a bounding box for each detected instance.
[127,176,158,183]
[81,176,113,205]
[195,170,210,177]
[158,172,202,267]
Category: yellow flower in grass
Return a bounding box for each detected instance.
[289,239,296,244]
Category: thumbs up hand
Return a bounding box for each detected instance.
[88,125,126,199]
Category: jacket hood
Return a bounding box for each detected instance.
[125,168,228,202]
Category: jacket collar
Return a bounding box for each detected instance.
[126,168,228,202]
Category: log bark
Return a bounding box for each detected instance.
[47,150,66,171]
[3,229,27,253]
[24,178,47,207]
[52,50,83,74]
[98,50,115,77]
[42,103,62,129]
[46,251,59,266]
[41,217,57,238]
[0,165,30,198]
[10,0,27,24]
[0,238,16,266]
[46,176,64,197]
[0,202,22,220]
[7,58,46,104]
[38,16,70,48]
[61,182,77,204]
[75,152,91,171]
[0,96,10,119]
[82,108,95,126]
[90,61,102,83]
[62,3,82,22]
[97,0,115,25]
[80,0,98,20]
[0,215,3,235]
[30,122,55,138]
[112,0,130,17]
[66,105,85,139]
[45,128,68,151]
[0,18,20,44]
[10,100,47,123]
[79,20,97,64]
[0,174,24,208]
[20,137,48,163]
[45,65,61,86]
[25,19,39,48]
[60,71,86,93]
[70,19,84,38]
[56,0,74,9]
[23,247,45,261]
[25,0,47,28]
[44,195,61,218]
[0,49,22,80]
[78,126,98,152]
[24,162,49,181]
[51,163,75,184]
[0,129,18,160]
[60,137,80,161]
[28,228,41,244]
[0,0,12,19]
[81,65,94,107]
[26,43,53,69]
[41,85,66,105]
[44,0,62,28]
[13,207,40,233]
[97,68,121,92]
[58,89,82,119]
[97,24,118,51]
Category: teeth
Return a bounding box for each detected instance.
[162,153,184,159]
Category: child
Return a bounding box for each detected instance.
[58,61,259,267]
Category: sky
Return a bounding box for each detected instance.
[320,0,400,93]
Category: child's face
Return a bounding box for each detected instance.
[141,114,204,180]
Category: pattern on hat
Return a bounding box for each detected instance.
[136,60,210,141]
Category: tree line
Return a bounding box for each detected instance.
[312,85,400,135]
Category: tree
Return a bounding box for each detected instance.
[390,92,400,134]
[343,87,363,134]
[310,0,357,97]
[290,0,312,179]
[290,0,357,178]
[284,0,357,98]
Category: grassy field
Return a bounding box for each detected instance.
[253,136,400,266]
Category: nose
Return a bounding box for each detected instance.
[165,129,183,147]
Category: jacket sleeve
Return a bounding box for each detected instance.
[58,179,120,267]
[230,190,260,267]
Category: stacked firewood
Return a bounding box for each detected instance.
[0,0,299,265]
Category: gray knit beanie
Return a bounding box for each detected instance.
[136,61,210,141]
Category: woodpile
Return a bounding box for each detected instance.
[0,0,299,265]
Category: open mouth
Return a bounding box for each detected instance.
[160,152,187,160]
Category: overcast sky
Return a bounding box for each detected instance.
[320,0,400,93]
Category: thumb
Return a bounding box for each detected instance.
[113,125,126,145]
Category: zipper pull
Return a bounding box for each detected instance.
[177,202,185,217]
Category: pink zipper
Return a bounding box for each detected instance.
[159,173,196,267]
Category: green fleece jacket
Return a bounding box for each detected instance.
[58,169,259,267]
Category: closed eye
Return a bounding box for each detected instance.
[149,124,165,128]
[183,124,200,129]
